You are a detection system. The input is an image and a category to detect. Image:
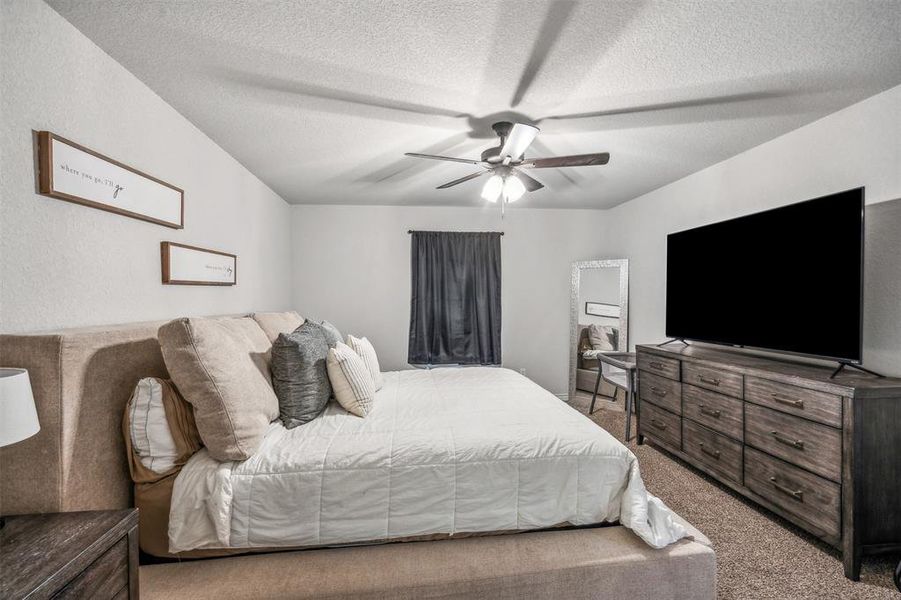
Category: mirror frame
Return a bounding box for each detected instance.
[569,259,629,401]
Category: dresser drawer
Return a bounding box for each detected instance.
[682,363,743,398]
[637,353,680,381]
[639,371,682,414]
[683,384,743,440]
[54,536,128,599]
[745,403,842,482]
[745,377,842,428]
[745,447,840,539]
[683,419,743,484]
[639,401,681,452]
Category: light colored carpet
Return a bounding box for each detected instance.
[569,391,901,599]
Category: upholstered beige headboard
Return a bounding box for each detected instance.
[0,320,171,515]
[0,312,304,516]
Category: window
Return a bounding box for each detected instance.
[408,231,502,365]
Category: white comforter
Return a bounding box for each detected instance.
[169,367,688,553]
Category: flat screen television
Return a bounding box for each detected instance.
[665,187,864,363]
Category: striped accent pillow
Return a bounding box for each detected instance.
[126,378,202,477]
[326,342,376,416]
[347,335,383,391]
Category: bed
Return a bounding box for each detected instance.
[0,316,716,599]
[170,366,686,553]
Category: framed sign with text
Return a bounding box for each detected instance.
[161,242,236,286]
[585,301,621,318]
[37,131,184,228]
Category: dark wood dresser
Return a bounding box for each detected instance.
[0,509,138,599]
[635,344,901,580]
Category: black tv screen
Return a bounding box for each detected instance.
[666,188,864,363]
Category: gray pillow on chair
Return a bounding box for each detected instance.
[588,324,616,351]
[271,321,333,429]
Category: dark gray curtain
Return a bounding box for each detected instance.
[408,231,502,365]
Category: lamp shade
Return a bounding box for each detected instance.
[0,368,39,447]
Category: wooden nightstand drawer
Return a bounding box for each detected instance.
[0,510,138,600]
[683,419,742,484]
[745,447,840,539]
[55,537,128,599]
[745,403,841,482]
[682,363,743,398]
[745,376,842,428]
[639,401,681,451]
[637,353,680,381]
[683,384,743,440]
[639,371,682,414]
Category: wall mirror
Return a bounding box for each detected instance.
[569,259,629,401]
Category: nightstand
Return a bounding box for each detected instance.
[0,509,138,599]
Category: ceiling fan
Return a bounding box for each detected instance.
[404,121,609,203]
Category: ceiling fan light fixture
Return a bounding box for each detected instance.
[481,174,503,202]
[405,120,609,202]
[503,175,526,203]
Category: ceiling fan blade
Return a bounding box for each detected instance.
[522,153,609,168]
[543,92,783,121]
[499,123,540,161]
[226,69,470,120]
[436,171,487,189]
[405,153,481,165]
[511,169,544,192]
[359,133,471,184]
[510,0,577,108]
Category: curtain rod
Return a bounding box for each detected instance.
[407,230,504,235]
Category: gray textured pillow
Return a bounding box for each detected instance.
[319,320,343,348]
[271,322,332,429]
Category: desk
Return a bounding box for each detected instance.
[590,352,638,441]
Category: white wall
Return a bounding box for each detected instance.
[603,84,901,376]
[578,267,622,327]
[0,0,293,333]
[291,205,608,394]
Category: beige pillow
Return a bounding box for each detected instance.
[327,342,375,417]
[346,335,383,391]
[217,316,276,382]
[158,318,278,461]
[252,311,305,344]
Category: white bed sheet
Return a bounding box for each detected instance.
[169,367,688,553]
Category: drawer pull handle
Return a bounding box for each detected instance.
[699,405,721,419]
[771,393,804,409]
[699,443,721,459]
[698,375,721,386]
[769,477,804,502]
[651,386,668,397]
[651,419,668,430]
[770,430,804,450]
[649,361,665,370]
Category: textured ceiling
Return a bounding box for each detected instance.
[48,0,901,209]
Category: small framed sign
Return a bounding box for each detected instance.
[37,131,184,229]
[585,301,621,318]
[161,242,236,286]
